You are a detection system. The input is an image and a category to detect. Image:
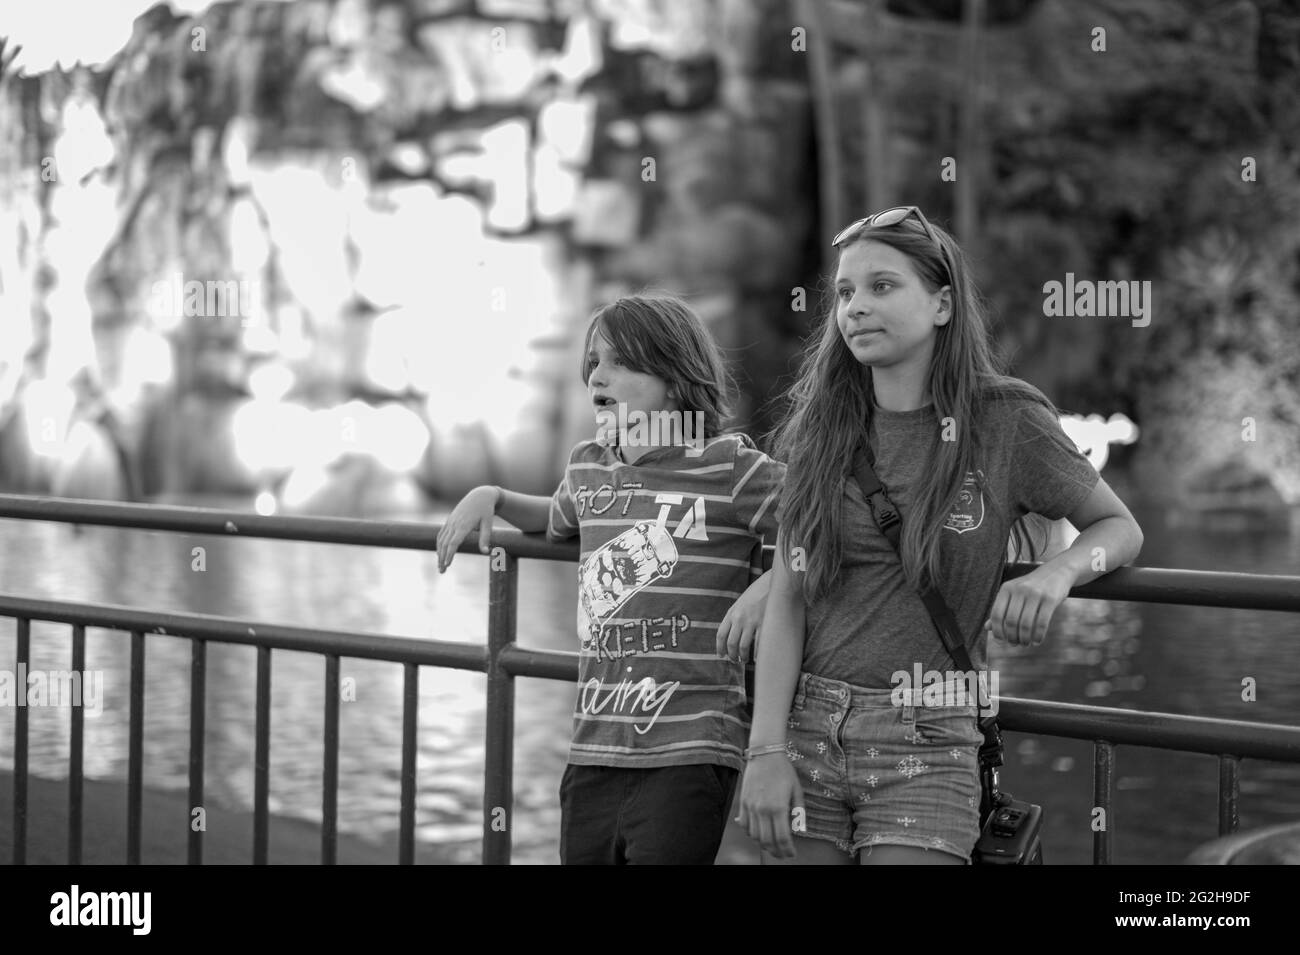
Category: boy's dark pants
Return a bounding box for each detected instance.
[560,763,739,865]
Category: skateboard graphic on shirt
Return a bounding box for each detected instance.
[577,520,679,650]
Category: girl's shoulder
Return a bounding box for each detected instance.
[971,377,1070,452]
[977,376,1058,420]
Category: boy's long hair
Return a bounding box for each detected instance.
[579,294,733,438]
[774,216,1053,602]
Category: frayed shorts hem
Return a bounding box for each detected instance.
[792,830,972,863]
[853,833,972,863]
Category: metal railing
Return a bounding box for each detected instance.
[2,494,1299,865]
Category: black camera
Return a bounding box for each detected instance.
[972,791,1044,865]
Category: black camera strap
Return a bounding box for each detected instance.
[851,435,1005,822]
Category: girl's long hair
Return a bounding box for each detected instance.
[579,294,734,438]
[774,216,1052,602]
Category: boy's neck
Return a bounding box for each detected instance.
[609,404,705,463]
[618,443,651,465]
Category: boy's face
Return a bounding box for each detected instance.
[586,331,678,426]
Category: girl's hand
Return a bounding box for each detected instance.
[737,753,803,860]
[436,486,500,573]
[985,565,1072,647]
[716,573,771,663]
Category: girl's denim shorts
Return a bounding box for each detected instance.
[785,671,983,862]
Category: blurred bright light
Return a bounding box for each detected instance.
[1060,413,1139,472]
[3,0,220,73]
[247,161,352,323]
[231,399,312,473]
[230,197,270,274]
[254,491,277,516]
[369,403,429,472]
[234,397,429,497]
[23,378,75,458]
[115,326,174,393]
[247,362,294,402]
[279,463,330,510]
[52,96,113,182]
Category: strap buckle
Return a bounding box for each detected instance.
[872,498,901,534]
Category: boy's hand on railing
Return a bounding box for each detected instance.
[738,753,803,859]
[716,571,771,663]
[436,486,501,573]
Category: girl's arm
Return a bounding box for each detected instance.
[748,545,806,746]
[737,542,808,858]
[989,477,1143,646]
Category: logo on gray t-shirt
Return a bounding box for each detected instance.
[944,469,986,535]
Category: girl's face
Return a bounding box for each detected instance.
[586,330,677,423]
[834,239,951,373]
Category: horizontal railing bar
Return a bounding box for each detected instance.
[4,590,1297,763]
[0,594,488,670]
[0,494,579,562]
[499,645,580,681]
[996,696,1300,762]
[1,494,1297,611]
[500,644,1300,761]
[1004,563,1300,613]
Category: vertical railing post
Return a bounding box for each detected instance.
[188,637,206,865]
[1218,755,1241,836]
[1092,740,1115,865]
[13,618,30,865]
[253,645,272,864]
[69,624,85,865]
[483,549,518,865]
[399,663,419,865]
[322,653,340,865]
[128,630,145,865]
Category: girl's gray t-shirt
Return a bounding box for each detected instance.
[800,395,1100,688]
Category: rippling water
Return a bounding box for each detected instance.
[1,499,1297,864]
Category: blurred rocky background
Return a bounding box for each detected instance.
[0,0,1297,519]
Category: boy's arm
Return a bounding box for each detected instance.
[435,485,551,573]
[493,487,551,534]
[716,569,772,662]
[731,445,785,541]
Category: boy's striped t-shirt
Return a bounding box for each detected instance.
[547,432,785,771]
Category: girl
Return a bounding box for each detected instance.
[437,294,785,864]
[737,207,1143,865]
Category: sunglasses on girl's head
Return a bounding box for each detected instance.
[832,205,945,246]
[832,205,954,283]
